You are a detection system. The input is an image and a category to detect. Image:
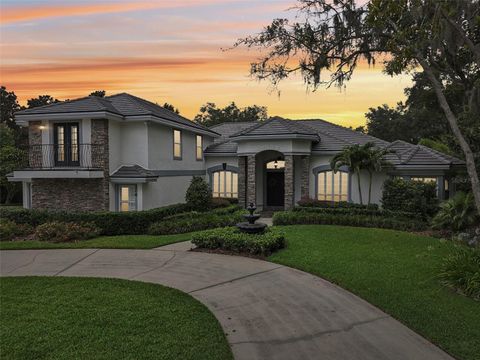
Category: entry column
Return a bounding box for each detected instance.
[246,155,256,206]
[284,155,294,210]
[238,156,247,208]
[301,155,310,199]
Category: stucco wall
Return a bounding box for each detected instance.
[119,122,148,168]
[147,122,211,171]
[236,139,312,155]
[142,176,195,210]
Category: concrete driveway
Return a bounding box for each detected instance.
[0,244,452,360]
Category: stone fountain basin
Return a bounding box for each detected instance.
[236,222,267,234]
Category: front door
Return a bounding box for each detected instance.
[266,171,284,207]
[54,123,79,167]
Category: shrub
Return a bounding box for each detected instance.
[432,192,479,232]
[293,206,418,219]
[191,227,285,256]
[273,211,427,231]
[185,176,212,210]
[297,197,378,210]
[0,203,190,236]
[0,218,33,241]
[35,221,101,243]
[438,247,480,300]
[148,207,245,235]
[211,198,232,208]
[382,178,438,218]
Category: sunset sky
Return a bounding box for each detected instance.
[1,0,412,127]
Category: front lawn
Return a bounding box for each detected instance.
[0,232,197,250]
[269,225,480,360]
[0,277,232,360]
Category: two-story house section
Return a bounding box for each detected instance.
[10,93,218,212]
[10,93,465,212]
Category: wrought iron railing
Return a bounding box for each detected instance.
[26,144,105,169]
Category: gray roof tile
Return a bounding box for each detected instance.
[16,93,217,135]
[110,165,158,178]
[204,117,464,169]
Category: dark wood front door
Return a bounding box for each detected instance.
[266,171,285,207]
[54,123,79,167]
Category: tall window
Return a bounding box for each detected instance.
[212,171,238,198]
[118,185,137,212]
[173,129,182,159]
[317,171,349,202]
[196,135,203,160]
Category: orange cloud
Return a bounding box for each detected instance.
[0,0,225,24]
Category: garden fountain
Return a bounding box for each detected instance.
[237,203,267,234]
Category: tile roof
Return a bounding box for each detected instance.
[110,165,158,178]
[17,96,122,115]
[204,117,464,169]
[16,93,217,135]
[230,116,319,139]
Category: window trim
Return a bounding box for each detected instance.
[312,165,351,203]
[195,135,203,161]
[173,129,182,160]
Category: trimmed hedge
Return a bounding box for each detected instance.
[0,203,190,236]
[148,206,245,235]
[273,211,427,231]
[297,198,379,210]
[191,227,285,256]
[382,178,438,218]
[293,206,418,219]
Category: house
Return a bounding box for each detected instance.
[9,93,465,212]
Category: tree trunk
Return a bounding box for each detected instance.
[368,171,373,205]
[356,170,363,205]
[418,58,480,214]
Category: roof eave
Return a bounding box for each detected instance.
[230,134,318,141]
[123,114,220,137]
[15,111,123,125]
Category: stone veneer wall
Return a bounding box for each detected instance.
[28,121,42,167]
[300,155,310,199]
[32,179,107,211]
[238,156,247,208]
[246,155,256,207]
[91,119,110,210]
[31,119,110,212]
[284,155,294,210]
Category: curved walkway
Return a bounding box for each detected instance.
[1,244,452,360]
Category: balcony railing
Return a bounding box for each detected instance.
[27,143,105,169]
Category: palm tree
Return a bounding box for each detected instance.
[330,142,391,205]
[362,145,392,205]
[330,144,367,205]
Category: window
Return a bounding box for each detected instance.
[212,171,238,198]
[317,171,349,202]
[266,160,285,169]
[196,135,203,160]
[118,185,137,212]
[54,123,79,166]
[411,177,437,184]
[173,129,182,159]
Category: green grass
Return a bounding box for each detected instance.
[269,225,480,360]
[0,232,197,250]
[0,277,232,360]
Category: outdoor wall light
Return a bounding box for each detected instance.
[222,162,227,170]
[39,125,46,130]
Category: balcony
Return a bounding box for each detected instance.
[27,143,105,169]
